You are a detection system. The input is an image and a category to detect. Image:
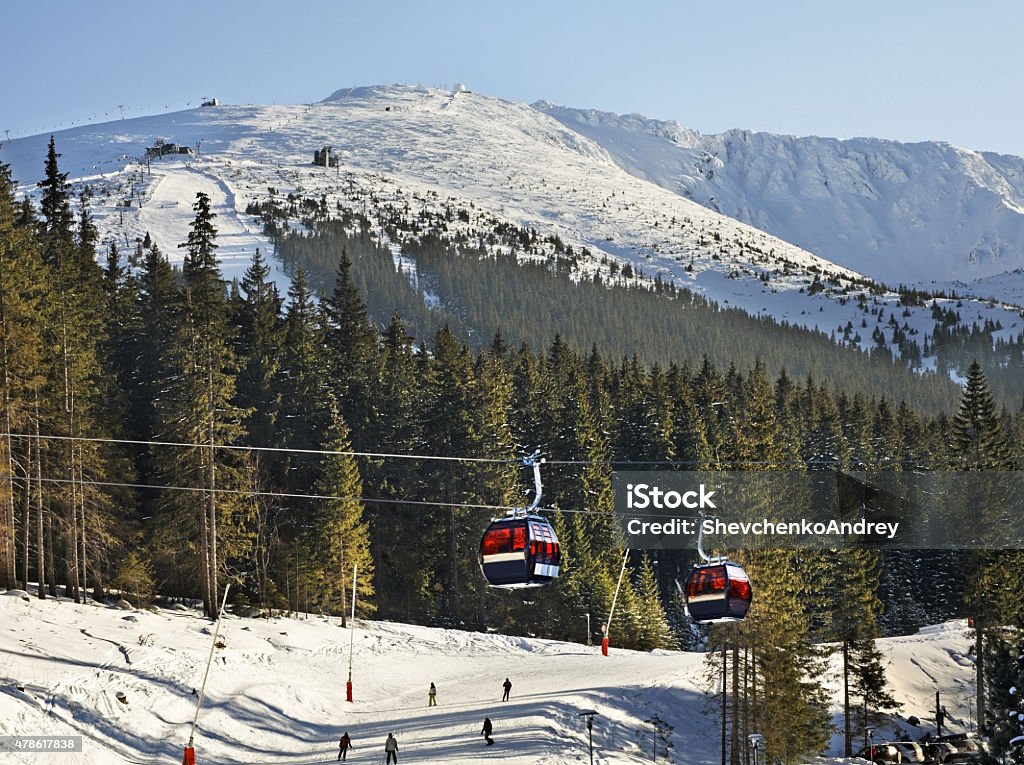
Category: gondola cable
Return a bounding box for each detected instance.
[1,431,889,467]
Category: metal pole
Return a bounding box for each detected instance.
[188,583,231,748]
[589,716,594,765]
[347,564,357,702]
[580,711,598,765]
[586,613,591,646]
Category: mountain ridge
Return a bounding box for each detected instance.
[535,101,1024,293]
[3,83,1023,381]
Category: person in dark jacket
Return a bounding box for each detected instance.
[481,716,494,745]
[502,677,512,701]
[337,732,352,761]
[428,682,437,706]
[385,732,399,763]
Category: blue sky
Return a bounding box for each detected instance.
[3,0,1023,155]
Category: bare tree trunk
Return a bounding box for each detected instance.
[721,647,727,765]
[199,456,211,616]
[63,375,81,603]
[0,390,15,589]
[742,644,750,765]
[66,433,80,603]
[76,446,88,600]
[750,651,757,750]
[0,276,18,591]
[46,513,56,597]
[976,627,984,734]
[20,437,31,590]
[34,396,47,600]
[843,640,852,756]
[206,365,218,619]
[731,640,740,765]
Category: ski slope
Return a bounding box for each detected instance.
[136,162,289,293]
[2,85,1023,366]
[0,589,978,765]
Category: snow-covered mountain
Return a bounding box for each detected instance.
[0,589,979,764]
[535,102,1024,296]
[2,84,1022,366]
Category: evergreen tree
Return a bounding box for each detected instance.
[0,162,47,589]
[418,325,479,624]
[310,410,375,622]
[155,192,248,617]
[952,360,1011,469]
[234,248,284,447]
[368,311,427,621]
[631,554,676,650]
[323,248,379,450]
[951,361,1020,739]
[35,140,111,602]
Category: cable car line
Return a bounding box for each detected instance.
[2,432,888,467]
[3,472,640,517]
[2,432,518,464]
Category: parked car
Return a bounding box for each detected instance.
[939,734,987,763]
[921,741,957,764]
[857,744,903,764]
[923,734,987,764]
[892,741,927,763]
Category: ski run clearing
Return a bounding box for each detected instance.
[1,589,977,764]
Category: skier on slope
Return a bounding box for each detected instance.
[337,732,352,761]
[428,681,437,706]
[481,716,494,745]
[385,732,399,763]
[502,677,512,701]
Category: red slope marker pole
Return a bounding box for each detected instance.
[601,549,630,656]
[346,564,357,702]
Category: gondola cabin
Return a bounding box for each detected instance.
[480,515,560,588]
[684,561,752,622]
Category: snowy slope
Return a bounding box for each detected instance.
[2,85,1022,363]
[0,590,977,765]
[535,102,1024,299]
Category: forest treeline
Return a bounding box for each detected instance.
[4,144,1024,765]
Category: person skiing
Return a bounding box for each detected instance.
[502,677,512,702]
[428,682,437,706]
[385,732,399,764]
[337,732,352,761]
[481,716,494,745]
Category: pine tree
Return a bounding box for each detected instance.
[0,162,47,589]
[234,248,284,447]
[310,410,375,622]
[35,140,110,602]
[368,311,427,621]
[419,325,479,624]
[631,554,676,650]
[952,360,1011,469]
[323,248,379,450]
[951,361,1019,741]
[155,192,248,617]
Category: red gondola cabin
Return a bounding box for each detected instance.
[479,515,560,588]
[684,561,752,623]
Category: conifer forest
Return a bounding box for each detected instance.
[3,141,1024,764]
